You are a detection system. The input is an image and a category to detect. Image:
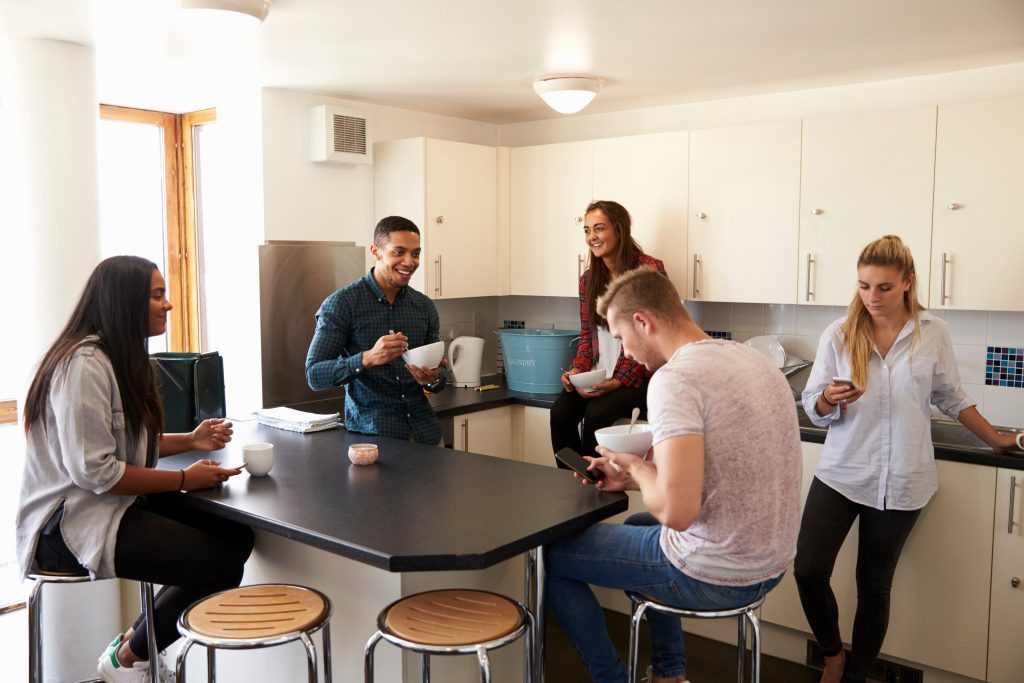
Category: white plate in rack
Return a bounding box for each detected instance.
[743,335,786,369]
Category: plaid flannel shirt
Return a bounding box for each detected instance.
[570,253,667,388]
[305,269,446,444]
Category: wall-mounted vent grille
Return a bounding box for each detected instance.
[332,114,366,155]
[309,105,372,165]
[806,640,923,683]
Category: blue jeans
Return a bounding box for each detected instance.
[545,522,783,683]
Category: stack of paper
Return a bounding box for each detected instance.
[254,407,341,433]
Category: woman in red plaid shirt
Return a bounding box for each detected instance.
[550,200,667,464]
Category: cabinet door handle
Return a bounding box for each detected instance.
[578,254,584,280]
[696,211,707,220]
[1009,475,1018,534]
[940,252,950,305]
[811,208,824,215]
[692,254,702,298]
[947,203,961,211]
[434,255,443,297]
[435,215,444,224]
[805,253,816,303]
[461,418,469,452]
[574,216,583,223]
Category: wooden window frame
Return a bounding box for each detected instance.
[99,105,214,352]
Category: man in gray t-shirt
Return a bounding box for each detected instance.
[544,268,801,683]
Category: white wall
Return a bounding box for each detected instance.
[499,61,1024,146]
[260,88,499,245]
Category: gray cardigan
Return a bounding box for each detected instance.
[16,342,151,579]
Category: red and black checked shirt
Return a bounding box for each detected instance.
[569,253,667,388]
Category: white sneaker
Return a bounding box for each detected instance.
[645,666,691,683]
[97,646,151,683]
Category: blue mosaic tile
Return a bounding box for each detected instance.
[986,345,1024,388]
[705,330,733,340]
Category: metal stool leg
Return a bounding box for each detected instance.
[747,610,762,683]
[627,599,648,683]
[141,581,159,683]
[206,645,216,683]
[364,631,382,683]
[476,646,491,683]
[737,611,747,682]
[299,631,318,683]
[28,579,43,683]
[176,639,195,683]
[322,622,333,683]
[421,652,430,682]
[523,609,536,683]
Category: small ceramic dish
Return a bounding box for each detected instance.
[348,443,379,466]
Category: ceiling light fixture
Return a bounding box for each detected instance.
[533,76,602,115]
[181,0,272,23]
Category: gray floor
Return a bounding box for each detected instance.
[545,608,821,683]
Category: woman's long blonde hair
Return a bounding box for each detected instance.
[841,235,923,388]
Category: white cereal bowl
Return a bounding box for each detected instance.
[569,369,606,390]
[402,341,445,368]
[594,424,654,455]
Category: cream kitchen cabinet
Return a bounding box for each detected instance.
[453,406,514,460]
[930,96,1024,311]
[687,121,801,303]
[760,441,859,633]
[592,132,689,297]
[511,405,555,468]
[798,107,936,306]
[374,138,498,299]
[510,141,592,296]
[988,468,1024,683]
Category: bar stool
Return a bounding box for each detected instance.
[364,589,534,683]
[175,584,333,683]
[28,570,159,683]
[627,593,765,683]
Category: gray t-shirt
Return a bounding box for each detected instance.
[650,339,802,585]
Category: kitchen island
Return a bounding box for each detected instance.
[157,421,626,682]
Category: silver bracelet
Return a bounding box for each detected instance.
[1015,432,1024,451]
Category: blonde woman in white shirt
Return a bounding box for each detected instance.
[795,235,1020,683]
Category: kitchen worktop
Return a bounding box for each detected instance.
[158,420,627,572]
[430,376,1024,471]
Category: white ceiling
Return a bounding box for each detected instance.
[3,0,1024,123]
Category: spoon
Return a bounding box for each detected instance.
[627,407,640,434]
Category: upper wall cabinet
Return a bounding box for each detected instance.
[510,141,593,296]
[592,132,689,298]
[687,121,801,303]
[374,138,498,299]
[798,107,937,307]
[930,96,1024,311]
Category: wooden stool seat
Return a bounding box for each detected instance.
[384,589,523,647]
[183,584,329,640]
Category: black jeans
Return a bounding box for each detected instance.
[793,478,921,683]
[35,495,254,660]
[549,384,648,463]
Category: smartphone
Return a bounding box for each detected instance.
[832,376,856,388]
[554,447,604,482]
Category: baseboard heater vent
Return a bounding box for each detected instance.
[806,640,924,683]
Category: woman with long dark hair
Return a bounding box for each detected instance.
[795,235,1020,683]
[16,255,254,683]
[550,200,667,463]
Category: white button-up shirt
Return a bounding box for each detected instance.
[802,312,975,511]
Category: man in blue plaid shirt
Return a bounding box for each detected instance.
[305,216,447,444]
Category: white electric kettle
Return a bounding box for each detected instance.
[447,336,485,388]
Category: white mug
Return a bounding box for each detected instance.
[242,442,274,476]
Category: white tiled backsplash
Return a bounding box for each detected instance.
[689,301,1024,429]
[436,296,1023,429]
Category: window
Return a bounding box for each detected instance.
[97,105,215,352]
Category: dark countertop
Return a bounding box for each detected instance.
[158,421,627,572]
[430,376,1024,471]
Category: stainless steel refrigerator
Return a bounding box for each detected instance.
[258,240,366,413]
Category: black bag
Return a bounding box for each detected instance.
[151,352,226,433]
